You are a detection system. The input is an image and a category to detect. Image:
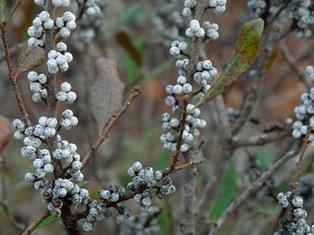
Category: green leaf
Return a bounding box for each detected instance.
[121,39,144,83]
[37,214,59,228]
[116,30,143,67]
[210,160,237,221]
[192,19,264,110]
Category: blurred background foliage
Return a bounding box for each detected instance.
[1,0,314,234]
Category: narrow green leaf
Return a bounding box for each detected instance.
[210,160,237,221]
[37,214,59,228]
[116,30,143,67]
[192,19,264,110]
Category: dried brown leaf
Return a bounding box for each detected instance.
[17,43,45,74]
[90,57,125,134]
[0,115,11,162]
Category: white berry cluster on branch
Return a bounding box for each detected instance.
[247,0,314,38]
[75,0,109,43]
[120,207,161,235]
[160,0,224,154]
[275,191,314,235]
[292,66,314,146]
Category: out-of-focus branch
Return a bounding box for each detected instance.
[209,149,298,235]
[231,127,292,148]
[180,146,202,235]
[279,39,312,90]
[196,95,232,234]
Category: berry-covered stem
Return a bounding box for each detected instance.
[166,95,189,174]
[42,1,64,179]
[291,125,312,193]
[186,0,207,82]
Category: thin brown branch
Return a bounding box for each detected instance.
[209,149,298,235]
[173,157,206,173]
[166,95,189,174]
[6,0,24,24]
[0,26,31,127]
[290,125,312,192]
[81,86,141,168]
[21,210,50,235]
[231,127,292,148]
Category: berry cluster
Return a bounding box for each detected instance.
[194,60,217,98]
[133,190,153,211]
[55,11,77,38]
[82,200,112,232]
[208,0,227,14]
[185,19,206,38]
[24,149,53,181]
[291,65,314,144]
[34,0,70,7]
[27,10,54,48]
[81,161,175,232]
[53,139,84,181]
[127,162,164,189]
[169,40,188,58]
[32,178,90,217]
[76,0,108,43]
[247,0,267,18]
[185,19,220,40]
[284,0,314,38]
[151,0,185,46]
[275,191,314,235]
[27,71,48,102]
[121,207,161,235]
[60,109,79,130]
[56,82,77,103]
[127,162,176,202]
[292,97,314,146]
[47,42,73,74]
[98,184,126,202]
[15,115,58,157]
[247,0,314,38]
[161,58,212,152]
[306,65,314,81]
[182,0,197,17]
[296,174,314,207]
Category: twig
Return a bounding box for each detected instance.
[279,39,312,90]
[173,157,206,173]
[209,149,297,235]
[81,86,141,168]
[196,95,232,234]
[0,25,31,127]
[21,210,50,235]
[290,125,312,192]
[6,0,24,24]
[231,128,291,148]
[166,95,189,174]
